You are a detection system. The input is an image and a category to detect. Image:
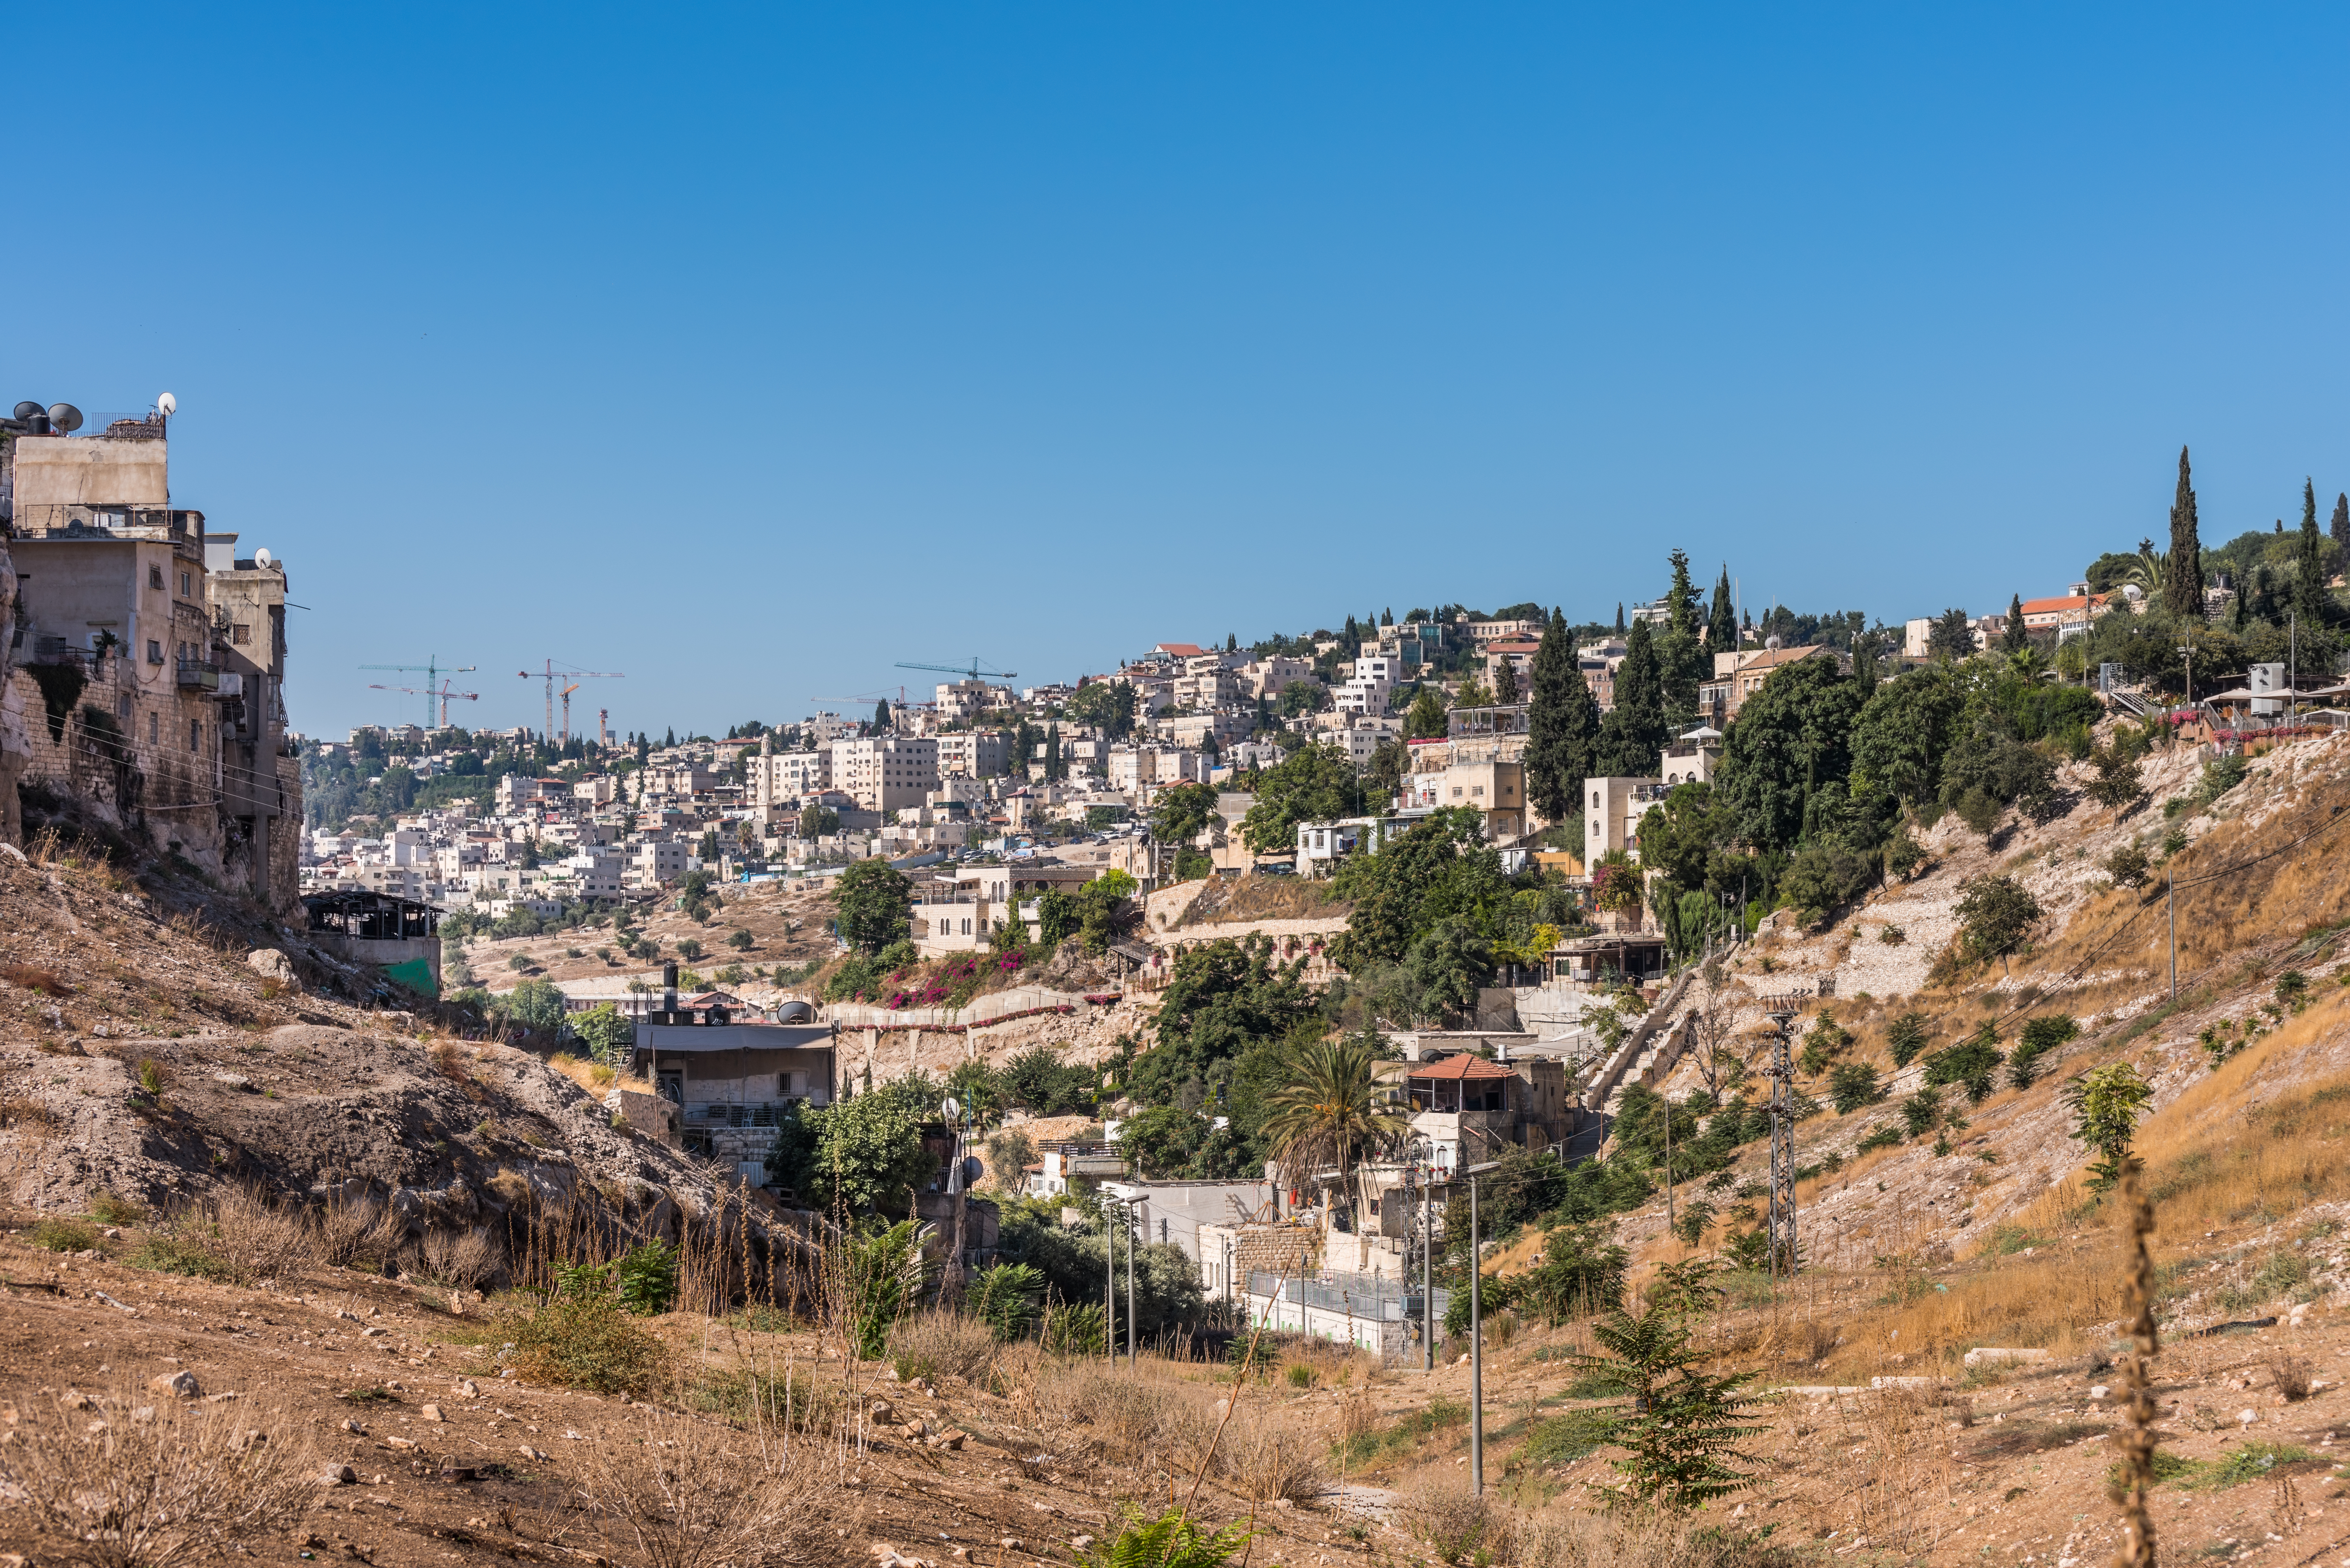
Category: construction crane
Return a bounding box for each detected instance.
[368,680,481,728]
[360,658,476,729]
[895,656,1017,681]
[519,661,623,745]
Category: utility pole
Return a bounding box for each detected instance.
[1103,1196,1117,1364]
[2168,870,2177,1002]
[1126,1201,1137,1364]
[1452,1159,1499,1496]
[1763,999,1803,1280]
[1420,1156,1433,1373]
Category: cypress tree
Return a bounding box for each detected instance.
[875,698,892,731]
[1660,549,1706,727]
[1044,722,1065,782]
[2295,478,2329,627]
[1595,618,1667,776]
[1526,607,1596,824]
[1708,564,1738,654]
[2333,492,2349,555]
[2004,593,2028,653]
[2166,447,2205,620]
[1615,602,1626,634]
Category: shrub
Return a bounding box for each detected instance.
[144,1187,310,1285]
[1885,1011,1929,1068]
[1900,1087,1946,1139]
[615,1240,681,1315]
[89,1191,148,1227]
[1078,1508,1252,1568]
[1955,875,2042,971]
[1397,1478,1517,1566]
[1886,831,1926,880]
[1856,1123,1904,1153]
[2195,754,2248,807]
[966,1261,1045,1342]
[413,1227,503,1291]
[1954,787,2004,836]
[727,928,754,951]
[1041,1299,1107,1356]
[509,1292,666,1394]
[318,1192,407,1273]
[1923,1026,2005,1102]
[1878,923,1907,945]
[1828,1061,1884,1115]
[0,1387,319,1568]
[2008,1014,2079,1090]
[1572,1297,1763,1510]
[32,1216,100,1252]
[2276,970,2310,1011]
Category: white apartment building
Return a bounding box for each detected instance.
[1173,667,1239,709]
[936,730,1009,779]
[1335,653,1399,717]
[1107,745,1204,792]
[1237,655,1314,700]
[1586,776,1669,864]
[560,849,625,899]
[833,736,941,814]
[752,748,831,807]
[624,839,694,891]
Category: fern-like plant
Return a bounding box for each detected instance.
[1574,1295,1763,1511]
[1079,1508,1251,1568]
[966,1262,1044,1342]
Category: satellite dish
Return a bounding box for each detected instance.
[11,402,41,421]
[47,404,82,433]
[1764,634,1784,651]
[254,548,273,566]
[157,392,177,418]
[942,1095,961,1123]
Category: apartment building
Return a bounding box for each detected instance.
[1586,775,1668,863]
[1400,750,1527,841]
[0,407,299,908]
[832,735,940,813]
[751,746,830,807]
[935,730,1008,779]
[1462,618,1542,644]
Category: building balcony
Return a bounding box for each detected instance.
[177,659,220,691]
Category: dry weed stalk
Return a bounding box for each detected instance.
[2109,1166,2159,1568]
[2266,1350,2313,1402]
[577,1405,833,1568]
[0,1389,318,1567]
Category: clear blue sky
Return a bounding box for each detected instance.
[13,5,2350,740]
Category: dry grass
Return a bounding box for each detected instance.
[410,1225,504,1291]
[1033,1353,1327,1504]
[887,1307,999,1383]
[0,1386,318,1567]
[2268,1350,2314,1401]
[576,1406,835,1568]
[0,961,72,997]
[1396,1476,1518,1566]
[147,1186,313,1285]
[316,1190,408,1272]
[1517,1505,1798,1568]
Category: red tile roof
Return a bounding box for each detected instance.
[1155,643,1208,657]
[1408,1054,1514,1080]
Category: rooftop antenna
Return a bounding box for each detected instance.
[360,657,477,730]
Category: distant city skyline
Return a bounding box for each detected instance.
[14,7,2350,738]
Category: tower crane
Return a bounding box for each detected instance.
[368,680,481,728]
[519,661,623,745]
[894,656,1017,681]
[360,657,476,729]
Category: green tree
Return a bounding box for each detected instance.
[1713,653,1863,854]
[1067,678,1137,740]
[2167,446,2205,620]
[1526,607,1597,825]
[1593,617,1667,776]
[874,698,892,731]
[1924,1024,2006,1104]
[1401,686,1449,740]
[836,859,913,954]
[1849,664,1966,809]
[1575,1295,1763,1510]
[1149,780,1218,847]
[495,978,569,1036]
[2004,593,2029,653]
[1657,549,1708,727]
[1240,743,1364,854]
[1928,608,1977,663]
[2066,1061,2154,1193]
[573,1003,633,1065]
[1258,1034,1406,1222]
[798,804,840,838]
[2295,478,2330,629]
[1707,564,1738,657]
[1407,918,1493,1023]
[1043,722,1065,782]
[766,1075,940,1215]
[1955,874,2041,973]
[2333,492,2350,557]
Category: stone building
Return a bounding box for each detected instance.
[0,403,299,909]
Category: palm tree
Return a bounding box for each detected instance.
[1259,1034,1408,1229]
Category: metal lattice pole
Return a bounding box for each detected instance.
[1765,1005,1800,1279]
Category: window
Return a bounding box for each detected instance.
[149,565,164,590]
[179,571,191,596]
[232,624,251,646]
[189,720,200,752]
[147,640,163,664]
[148,712,157,745]
[1451,787,1462,799]
[117,694,132,720]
